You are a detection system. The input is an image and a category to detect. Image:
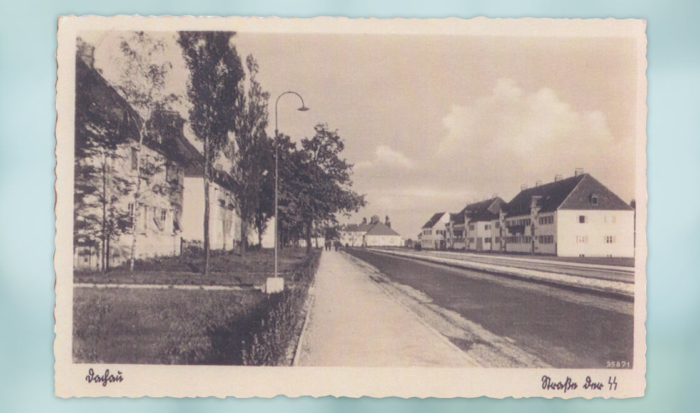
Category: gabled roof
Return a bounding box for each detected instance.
[422,212,446,229]
[504,173,632,218]
[342,223,373,232]
[365,222,401,237]
[458,197,504,216]
[449,212,465,225]
[468,210,499,223]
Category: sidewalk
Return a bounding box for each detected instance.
[371,249,634,299]
[295,251,475,367]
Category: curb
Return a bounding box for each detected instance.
[291,279,317,366]
[369,249,634,301]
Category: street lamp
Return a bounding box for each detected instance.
[267,91,308,294]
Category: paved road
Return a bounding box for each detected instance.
[387,249,635,283]
[346,248,634,368]
[296,251,476,367]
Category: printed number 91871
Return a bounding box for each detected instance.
[606,361,630,368]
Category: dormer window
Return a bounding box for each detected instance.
[591,194,599,206]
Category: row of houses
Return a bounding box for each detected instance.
[73,40,244,270]
[338,215,404,247]
[419,171,635,258]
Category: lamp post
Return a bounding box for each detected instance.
[267,91,308,294]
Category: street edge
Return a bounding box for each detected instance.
[370,249,634,302]
[292,268,318,367]
[343,251,482,367]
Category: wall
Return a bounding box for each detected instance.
[557,210,635,257]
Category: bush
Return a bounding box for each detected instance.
[241,250,321,365]
[414,243,422,251]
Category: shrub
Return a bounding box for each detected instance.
[241,250,321,366]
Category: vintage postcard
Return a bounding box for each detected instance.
[55,16,647,398]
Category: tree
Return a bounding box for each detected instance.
[178,31,245,274]
[228,55,272,255]
[279,124,366,253]
[112,32,178,272]
[74,39,135,271]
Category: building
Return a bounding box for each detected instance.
[339,215,403,247]
[181,157,242,252]
[445,213,465,249]
[73,43,192,269]
[462,197,505,251]
[498,170,634,257]
[420,212,450,249]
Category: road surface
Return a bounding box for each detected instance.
[345,248,634,368]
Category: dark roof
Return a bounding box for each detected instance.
[504,173,632,217]
[458,197,504,216]
[343,223,373,232]
[559,174,633,211]
[365,222,401,237]
[76,56,203,174]
[422,212,446,229]
[449,212,465,225]
[468,210,499,223]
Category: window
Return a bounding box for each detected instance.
[485,237,492,243]
[469,224,475,231]
[160,209,167,223]
[485,224,491,230]
[579,215,587,224]
[128,203,134,217]
[591,194,599,205]
[576,235,588,244]
[495,222,500,229]
[605,235,616,244]
[538,235,554,244]
[495,237,500,243]
[539,216,554,225]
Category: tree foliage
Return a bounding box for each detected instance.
[228,55,274,253]
[178,31,246,274]
[278,124,366,251]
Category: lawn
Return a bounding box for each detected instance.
[74,247,309,287]
[72,249,322,365]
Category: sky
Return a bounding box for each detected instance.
[82,31,639,240]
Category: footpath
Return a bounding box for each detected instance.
[295,251,476,367]
[369,249,634,299]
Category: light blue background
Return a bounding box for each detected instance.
[0,0,697,411]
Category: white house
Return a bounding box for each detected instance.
[420,212,451,249]
[339,215,403,247]
[499,170,635,257]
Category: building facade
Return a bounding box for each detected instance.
[420,212,450,249]
[499,171,635,257]
[73,47,192,270]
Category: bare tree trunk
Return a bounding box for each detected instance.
[203,135,211,275]
[129,113,148,273]
[305,221,312,255]
[240,217,247,256]
[101,152,107,272]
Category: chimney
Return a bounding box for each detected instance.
[535,180,542,187]
[575,167,584,176]
[521,184,528,191]
[385,215,391,228]
[554,174,563,182]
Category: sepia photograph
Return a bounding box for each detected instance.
[54,16,647,398]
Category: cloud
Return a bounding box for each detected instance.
[355,145,414,170]
[435,78,634,200]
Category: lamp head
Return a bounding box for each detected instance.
[298,106,310,112]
